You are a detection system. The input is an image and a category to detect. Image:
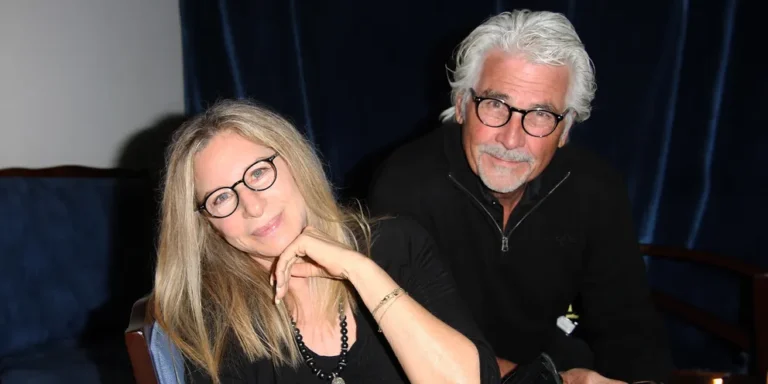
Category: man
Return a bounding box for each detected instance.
[368,9,673,384]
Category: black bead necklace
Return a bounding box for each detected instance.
[290,301,348,383]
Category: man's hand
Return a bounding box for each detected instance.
[560,368,627,384]
[496,357,518,377]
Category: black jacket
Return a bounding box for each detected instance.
[368,122,673,383]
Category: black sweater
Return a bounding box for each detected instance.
[186,217,501,383]
[367,122,673,383]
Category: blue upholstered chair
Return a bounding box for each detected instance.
[125,295,186,384]
[0,166,155,383]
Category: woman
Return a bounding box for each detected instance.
[153,99,500,383]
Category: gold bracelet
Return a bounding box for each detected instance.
[376,291,407,332]
[370,287,405,319]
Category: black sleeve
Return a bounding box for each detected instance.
[371,217,501,384]
[578,175,674,383]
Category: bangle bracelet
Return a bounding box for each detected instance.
[370,287,405,319]
[376,291,407,332]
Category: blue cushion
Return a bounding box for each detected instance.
[150,322,186,384]
[0,338,134,384]
[0,176,155,357]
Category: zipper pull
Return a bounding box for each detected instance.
[501,236,509,252]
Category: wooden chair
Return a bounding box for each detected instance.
[125,295,159,384]
[641,244,768,382]
[125,295,186,384]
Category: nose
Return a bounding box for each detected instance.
[496,112,526,150]
[237,185,266,218]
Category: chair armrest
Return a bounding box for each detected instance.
[642,244,768,377]
[651,290,749,349]
[640,244,767,277]
[125,296,159,384]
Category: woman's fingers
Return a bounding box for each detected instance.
[274,236,304,304]
[275,236,302,284]
[279,256,305,301]
[283,254,301,284]
[272,227,355,304]
[275,259,331,303]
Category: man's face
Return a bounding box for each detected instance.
[458,50,570,194]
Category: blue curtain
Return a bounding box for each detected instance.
[179,0,766,373]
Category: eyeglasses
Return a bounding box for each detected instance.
[470,88,565,137]
[196,154,279,218]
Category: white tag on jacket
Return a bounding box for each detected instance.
[556,316,577,335]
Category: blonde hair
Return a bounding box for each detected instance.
[152,99,372,382]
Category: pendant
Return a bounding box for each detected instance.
[331,375,345,384]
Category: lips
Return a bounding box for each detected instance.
[251,212,283,237]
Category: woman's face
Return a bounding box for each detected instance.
[194,130,308,258]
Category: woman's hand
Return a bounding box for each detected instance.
[272,226,365,303]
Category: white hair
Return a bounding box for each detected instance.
[440,9,597,129]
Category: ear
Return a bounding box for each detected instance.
[558,114,574,148]
[558,128,570,148]
[454,92,464,124]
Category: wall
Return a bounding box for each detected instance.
[0,0,184,168]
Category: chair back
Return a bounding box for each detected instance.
[642,244,768,380]
[125,295,186,384]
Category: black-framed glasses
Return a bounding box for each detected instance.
[470,88,566,138]
[196,154,279,218]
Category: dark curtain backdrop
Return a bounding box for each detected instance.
[179,0,766,373]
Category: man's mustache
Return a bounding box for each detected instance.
[478,144,534,163]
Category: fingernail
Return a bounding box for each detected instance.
[270,276,274,287]
[275,298,281,305]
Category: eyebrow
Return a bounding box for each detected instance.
[478,89,509,101]
[530,102,559,112]
[478,89,561,113]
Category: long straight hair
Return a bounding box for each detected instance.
[153,99,372,382]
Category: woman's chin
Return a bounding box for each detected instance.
[250,246,283,259]
[249,236,295,258]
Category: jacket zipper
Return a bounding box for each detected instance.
[448,172,571,252]
[503,172,571,237]
[448,173,505,247]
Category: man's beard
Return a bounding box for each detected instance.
[476,143,535,194]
